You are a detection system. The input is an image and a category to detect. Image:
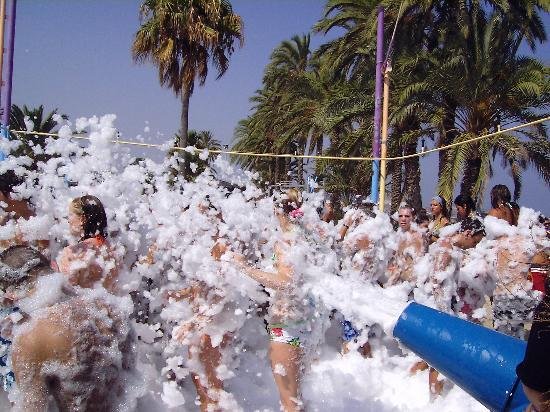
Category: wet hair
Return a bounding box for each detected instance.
[398,203,416,217]
[431,196,449,218]
[490,184,512,209]
[0,245,52,290]
[0,170,24,197]
[416,208,430,225]
[454,194,475,212]
[219,181,245,196]
[279,188,303,215]
[70,195,108,240]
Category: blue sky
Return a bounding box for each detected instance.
[11,0,550,214]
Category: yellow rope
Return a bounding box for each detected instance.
[11,115,549,162]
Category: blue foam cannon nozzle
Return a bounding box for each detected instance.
[393,302,529,412]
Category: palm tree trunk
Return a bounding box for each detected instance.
[439,98,457,179]
[179,84,192,177]
[460,154,481,197]
[390,158,403,214]
[403,140,422,212]
[268,161,273,183]
[316,134,323,156]
[274,158,280,184]
[297,142,305,186]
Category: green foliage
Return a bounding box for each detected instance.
[8,104,68,171]
[232,0,549,205]
[168,129,222,181]
[133,0,243,177]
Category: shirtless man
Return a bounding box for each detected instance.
[491,215,548,339]
[338,198,379,357]
[386,204,425,286]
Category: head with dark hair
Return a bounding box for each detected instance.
[454,194,475,219]
[430,195,449,219]
[69,195,108,240]
[0,170,24,197]
[490,184,512,209]
[0,245,52,291]
[416,208,430,228]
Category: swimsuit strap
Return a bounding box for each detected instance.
[92,235,106,246]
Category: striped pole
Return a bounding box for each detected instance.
[1,0,16,128]
[370,7,384,204]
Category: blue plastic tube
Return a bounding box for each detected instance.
[393,302,529,412]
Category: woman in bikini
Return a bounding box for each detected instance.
[427,196,450,245]
[55,195,120,293]
[234,188,312,412]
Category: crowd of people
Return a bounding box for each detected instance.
[0,117,548,412]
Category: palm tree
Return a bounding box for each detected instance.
[132,0,243,176]
[314,0,425,207]
[316,0,549,207]
[8,104,68,170]
[396,7,549,202]
[439,15,549,201]
[168,129,222,179]
[232,35,314,185]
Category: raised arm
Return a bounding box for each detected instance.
[234,242,292,290]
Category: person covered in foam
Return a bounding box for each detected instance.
[55,195,121,293]
[488,208,548,339]
[386,203,426,287]
[0,245,137,411]
[0,170,49,254]
[338,196,392,358]
[233,188,317,412]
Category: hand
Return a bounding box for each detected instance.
[165,287,194,302]
[0,319,13,339]
[211,241,228,261]
[232,253,247,266]
[172,322,195,342]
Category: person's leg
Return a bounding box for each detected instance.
[409,360,429,374]
[429,367,444,397]
[269,341,303,412]
[359,341,372,358]
[190,334,225,412]
[192,333,233,412]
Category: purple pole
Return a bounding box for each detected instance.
[1,0,16,128]
[370,7,383,203]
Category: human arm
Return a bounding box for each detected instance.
[211,239,228,260]
[139,243,157,265]
[233,243,292,290]
[320,202,335,223]
[451,230,483,249]
[338,224,350,241]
